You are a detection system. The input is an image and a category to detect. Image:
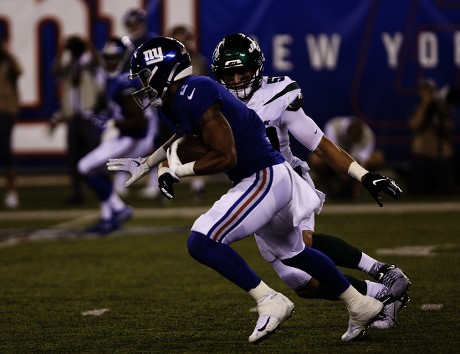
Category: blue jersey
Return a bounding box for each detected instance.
[107,72,147,138]
[159,76,285,183]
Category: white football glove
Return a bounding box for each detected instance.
[166,138,196,178]
[166,138,184,176]
[106,157,150,187]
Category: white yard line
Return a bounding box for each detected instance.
[1,202,459,220]
[1,202,459,250]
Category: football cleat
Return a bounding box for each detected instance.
[83,219,119,235]
[375,285,393,304]
[375,264,411,298]
[112,205,133,225]
[248,292,295,343]
[341,295,383,342]
[370,293,410,330]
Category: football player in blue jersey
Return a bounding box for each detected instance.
[211,33,409,330]
[78,37,157,234]
[107,36,384,343]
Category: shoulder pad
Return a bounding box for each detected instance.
[287,92,304,111]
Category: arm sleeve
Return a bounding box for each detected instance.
[281,108,324,151]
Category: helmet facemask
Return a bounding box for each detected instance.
[220,65,262,101]
[130,67,164,108]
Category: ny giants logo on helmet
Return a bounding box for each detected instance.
[143,47,163,65]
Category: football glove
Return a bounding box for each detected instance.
[106,157,150,187]
[166,138,183,174]
[361,172,402,207]
[158,167,179,200]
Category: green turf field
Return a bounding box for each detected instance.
[0,182,459,353]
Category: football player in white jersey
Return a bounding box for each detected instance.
[211,33,410,330]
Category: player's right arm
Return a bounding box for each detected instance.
[283,107,402,207]
[314,136,402,207]
[106,133,179,187]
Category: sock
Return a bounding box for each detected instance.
[359,254,384,276]
[108,192,126,211]
[101,201,112,220]
[312,233,362,269]
[338,285,363,311]
[282,246,350,296]
[86,174,112,201]
[365,280,386,298]
[248,281,274,302]
[187,231,261,292]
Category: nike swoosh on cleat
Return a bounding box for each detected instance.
[258,317,271,332]
[372,178,386,185]
[133,160,141,167]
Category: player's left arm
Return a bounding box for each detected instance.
[158,102,237,199]
[314,136,402,206]
[169,102,237,179]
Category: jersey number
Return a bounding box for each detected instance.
[267,76,285,84]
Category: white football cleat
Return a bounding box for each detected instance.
[248,292,295,343]
[376,264,411,298]
[370,293,410,330]
[341,295,383,341]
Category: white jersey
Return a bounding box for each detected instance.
[245,76,327,288]
[246,76,324,172]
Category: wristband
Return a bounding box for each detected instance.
[347,161,368,181]
[157,166,170,177]
[175,161,196,178]
[147,147,167,168]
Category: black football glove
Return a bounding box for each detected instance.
[361,172,402,207]
[158,171,179,200]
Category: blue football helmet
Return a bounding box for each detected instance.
[129,36,192,109]
[101,36,132,77]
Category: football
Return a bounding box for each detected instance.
[176,135,209,163]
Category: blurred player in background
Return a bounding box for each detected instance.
[0,37,22,209]
[108,36,386,343]
[122,8,156,50]
[77,37,157,235]
[120,8,162,199]
[211,33,409,330]
[51,35,105,205]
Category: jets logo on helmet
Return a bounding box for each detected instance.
[129,36,193,109]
